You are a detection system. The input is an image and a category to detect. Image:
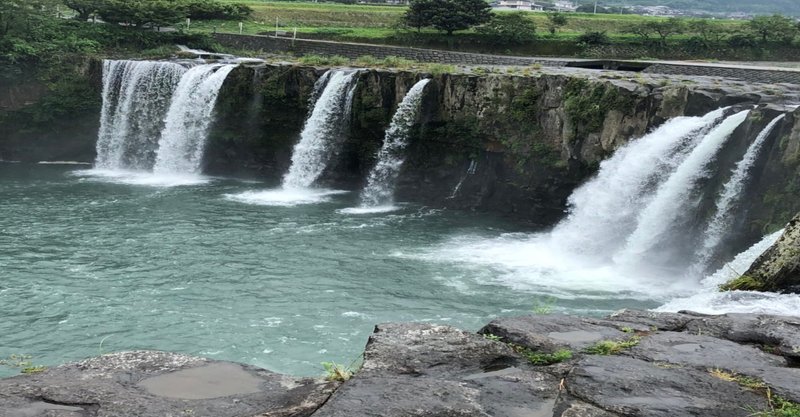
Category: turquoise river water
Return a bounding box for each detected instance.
[0,163,660,377]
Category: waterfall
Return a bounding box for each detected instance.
[153,64,236,175]
[549,109,725,260]
[358,79,431,208]
[692,114,786,272]
[95,60,186,170]
[615,109,750,267]
[656,229,790,315]
[282,70,358,189]
[421,105,796,313]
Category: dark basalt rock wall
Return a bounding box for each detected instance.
[725,212,800,293]
[204,64,799,227]
[0,59,102,163]
[3,58,800,232]
[3,310,798,416]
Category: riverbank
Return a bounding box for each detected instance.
[2,309,798,416]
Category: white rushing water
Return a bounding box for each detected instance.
[153,64,236,175]
[92,60,235,185]
[615,109,750,267]
[355,78,431,210]
[656,229,800,315]
[95,60,186,170]
[691,114,785,272]
[549,109,725,261]
[282,70,358,189]
[411,106,800,314]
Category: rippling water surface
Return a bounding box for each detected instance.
[0,163,662,377]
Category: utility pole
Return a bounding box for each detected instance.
[594,1,598,14]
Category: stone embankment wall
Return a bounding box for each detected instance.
[643,63,800,85]
[214,33,800,85]
[214,33,567,66]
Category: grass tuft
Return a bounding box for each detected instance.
[709,370,800,417]
[511,344,573,366]
[583,337,640,355]
[321,361,354,382]
[719,275,765,292]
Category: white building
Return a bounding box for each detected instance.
[493,0,544,12]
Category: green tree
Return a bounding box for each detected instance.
[748,14,797,44]
[63,0,102,21]
[184,0,252,20]
[546,12,568,35]
[403,0,433,32]
[687,19,728,47]
[0,0,59,40]
[421,0,492,35]
[650,18,685,46]
[94,0,186,29]
[476,13,535,44]
[627,18,684,47]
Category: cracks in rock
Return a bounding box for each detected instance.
[303,382,341,417]
[35,397,100,416]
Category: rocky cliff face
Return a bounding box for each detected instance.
[3,59,799,229]
[723,212,800,293]
[3,310,799,416]
[205,64,794,226]
[0,58,102,162]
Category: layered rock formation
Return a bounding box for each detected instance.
[724,212,800,293]
[205,63,800,229]
[2,310,799,417]
[2,59,800,233]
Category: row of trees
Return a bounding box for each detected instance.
[403,0,570,39]
[626,14,800,47]
[402,0,799,49]
[63,0,252,28]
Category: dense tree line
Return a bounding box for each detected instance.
[625,14,800,48]
[403,0,492,35]
[63,0,252,28]
[402,0,799,51]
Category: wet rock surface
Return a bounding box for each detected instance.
[2,310,799,416]
[314,323,561,417]
[0,351,337,417]
[737,212,800,293]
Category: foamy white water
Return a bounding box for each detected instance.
[656,229,800,315]
[692,114,785,272]
[224,188,348,207]
[409,106,798,314]
[550,109,725,260]
[339,205,401,215]
[616,109,750,266]
[357,79,431,207]
[153,64,236,175]
[282,70,358,189]
[73,169,211,187]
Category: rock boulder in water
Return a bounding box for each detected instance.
[724,213,800,293]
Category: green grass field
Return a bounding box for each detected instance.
[197,0,747,40]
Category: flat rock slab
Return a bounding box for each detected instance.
[479,315,630,353]
[629,331,787,370]
[681,313,800,363]
[0,351,337,417]
[312,323,561,417]
[361,323,520,377]
[312,365,561,417]
[565,355,769,417]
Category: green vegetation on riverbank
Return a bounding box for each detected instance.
[195,0,800,61]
